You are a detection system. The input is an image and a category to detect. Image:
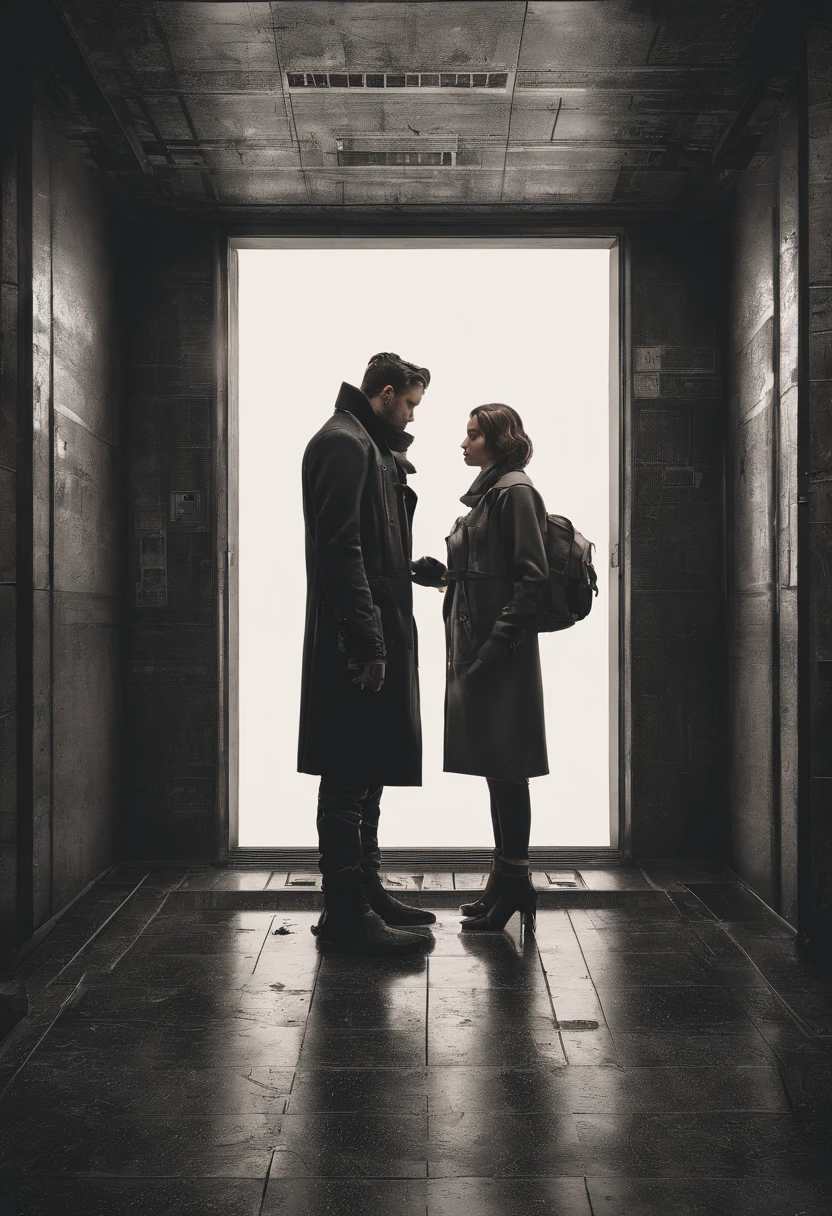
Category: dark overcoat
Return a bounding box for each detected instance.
[443,467,549,781]
[298,382,421,787]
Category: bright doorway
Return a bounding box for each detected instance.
[230,238,620,849]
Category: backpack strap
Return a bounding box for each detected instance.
[492,471,530,491]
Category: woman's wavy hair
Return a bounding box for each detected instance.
[470,404,533,468]
[361,352,431,397]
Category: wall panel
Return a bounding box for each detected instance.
[25,96,122,929]
[124,226,219,860]
[629,221,726,860]
[725,95,799,923]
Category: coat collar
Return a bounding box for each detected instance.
[459,459,529,508]
[335,382,417,474]
[335,381,385,442]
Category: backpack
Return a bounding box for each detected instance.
[493,473,599,632]
[539,513,599,632]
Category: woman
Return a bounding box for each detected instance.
[412,405,549,931]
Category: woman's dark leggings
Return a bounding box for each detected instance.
[486,778,531,864]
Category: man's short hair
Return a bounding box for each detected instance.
[360,352,431,398]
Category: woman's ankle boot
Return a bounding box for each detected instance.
[460,861,537,932]
[459,850,500,917]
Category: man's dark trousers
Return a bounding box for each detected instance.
[316,777,384,913]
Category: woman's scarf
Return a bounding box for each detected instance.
[459,458,523,509]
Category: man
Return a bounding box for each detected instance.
[299,353,436,955]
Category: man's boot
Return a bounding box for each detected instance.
[313,871,429,956]
[362,867,436,926]
[357,786,435,927]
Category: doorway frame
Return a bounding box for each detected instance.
[220,224,630,867]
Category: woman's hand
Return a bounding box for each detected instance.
[411,556,448,588]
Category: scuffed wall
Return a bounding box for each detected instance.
[0,36,24,958]
[807,18,832,960]
[629,221,726,860]
[726,97,799,923]
[28,97,122,926]
[124,225,219,860]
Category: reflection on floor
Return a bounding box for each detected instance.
[1,864,832,1214]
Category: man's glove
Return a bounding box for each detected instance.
[411,556,448,588]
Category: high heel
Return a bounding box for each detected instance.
[459,853,499,917]
[460,873,537,932]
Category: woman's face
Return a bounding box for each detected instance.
[461,414,497,469]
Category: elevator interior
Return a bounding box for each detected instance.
[2,0,830,961]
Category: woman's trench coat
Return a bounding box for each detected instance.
[443,468,550,781]
[297,383,421,787]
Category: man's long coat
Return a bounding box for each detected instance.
[298,382,421,786]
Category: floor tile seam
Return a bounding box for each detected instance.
[250,914,278,976]
[5,1166,830,1181]
[425,957,430,1068]
[269,1107,798,1119]
[257,1149,277,1216]
[0,980,90,1106]
[704,925,819,1042]
[60,1019,311,1031]
[535,935,572,1065]
[293,949,325,1064]
[62,889,189,979]
[0,1170,275,1181]
[12,878,152,993]
[563,911,622,1066]
[1,1112,290,1123]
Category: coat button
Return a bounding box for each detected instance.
[381,464,387,471]
[459,613,468,622]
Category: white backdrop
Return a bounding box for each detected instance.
[236,244,612,847]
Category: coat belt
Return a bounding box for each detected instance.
[443,569,491,582]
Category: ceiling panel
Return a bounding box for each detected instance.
[289,91,512,145]
[326,168,508,206]
[274,1,526,72]
[152,3,277,72]
[522,2,660,70]
[45,0,795,214]
[184,93,293,141]
[212,169,311,204]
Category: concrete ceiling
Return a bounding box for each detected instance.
[42,0,795,214]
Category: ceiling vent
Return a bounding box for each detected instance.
[335,136,459,168]
[287,71,508,91]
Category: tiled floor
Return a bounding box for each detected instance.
[1,865,831,1214]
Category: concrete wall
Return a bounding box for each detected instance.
[629,221,726,860]
[0,30,25,958]
[726,98,800,923]
[807,17,832,959]
[124,225,219,860]
[26,98,122,928]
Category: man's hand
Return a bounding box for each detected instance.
[348,659,386,692]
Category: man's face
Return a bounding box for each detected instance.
[375,383,424,431]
